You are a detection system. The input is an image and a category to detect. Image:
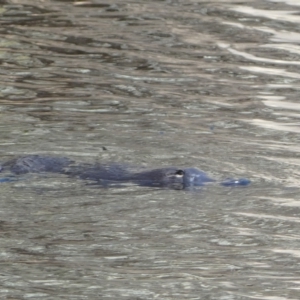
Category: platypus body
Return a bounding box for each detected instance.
[0,155,250,190]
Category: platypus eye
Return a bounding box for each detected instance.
[175,170,184,176]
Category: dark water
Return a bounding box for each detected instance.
[1,0,300,299]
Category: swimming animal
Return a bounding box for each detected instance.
[0,155,250,190]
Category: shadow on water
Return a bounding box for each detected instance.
[1,0,300,299]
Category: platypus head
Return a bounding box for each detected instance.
[166,167,214,189]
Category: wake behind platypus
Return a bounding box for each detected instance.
[0,155,250,190]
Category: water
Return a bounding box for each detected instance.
[0,0,300,299]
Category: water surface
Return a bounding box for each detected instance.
[1,0,300,299]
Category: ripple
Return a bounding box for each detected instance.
[230,6,300,23]
[1,0,300,299]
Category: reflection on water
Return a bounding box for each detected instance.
[1,0,300,299]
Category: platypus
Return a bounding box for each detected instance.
[0,155,250,189]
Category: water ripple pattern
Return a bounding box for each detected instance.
[0,0,300,299]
